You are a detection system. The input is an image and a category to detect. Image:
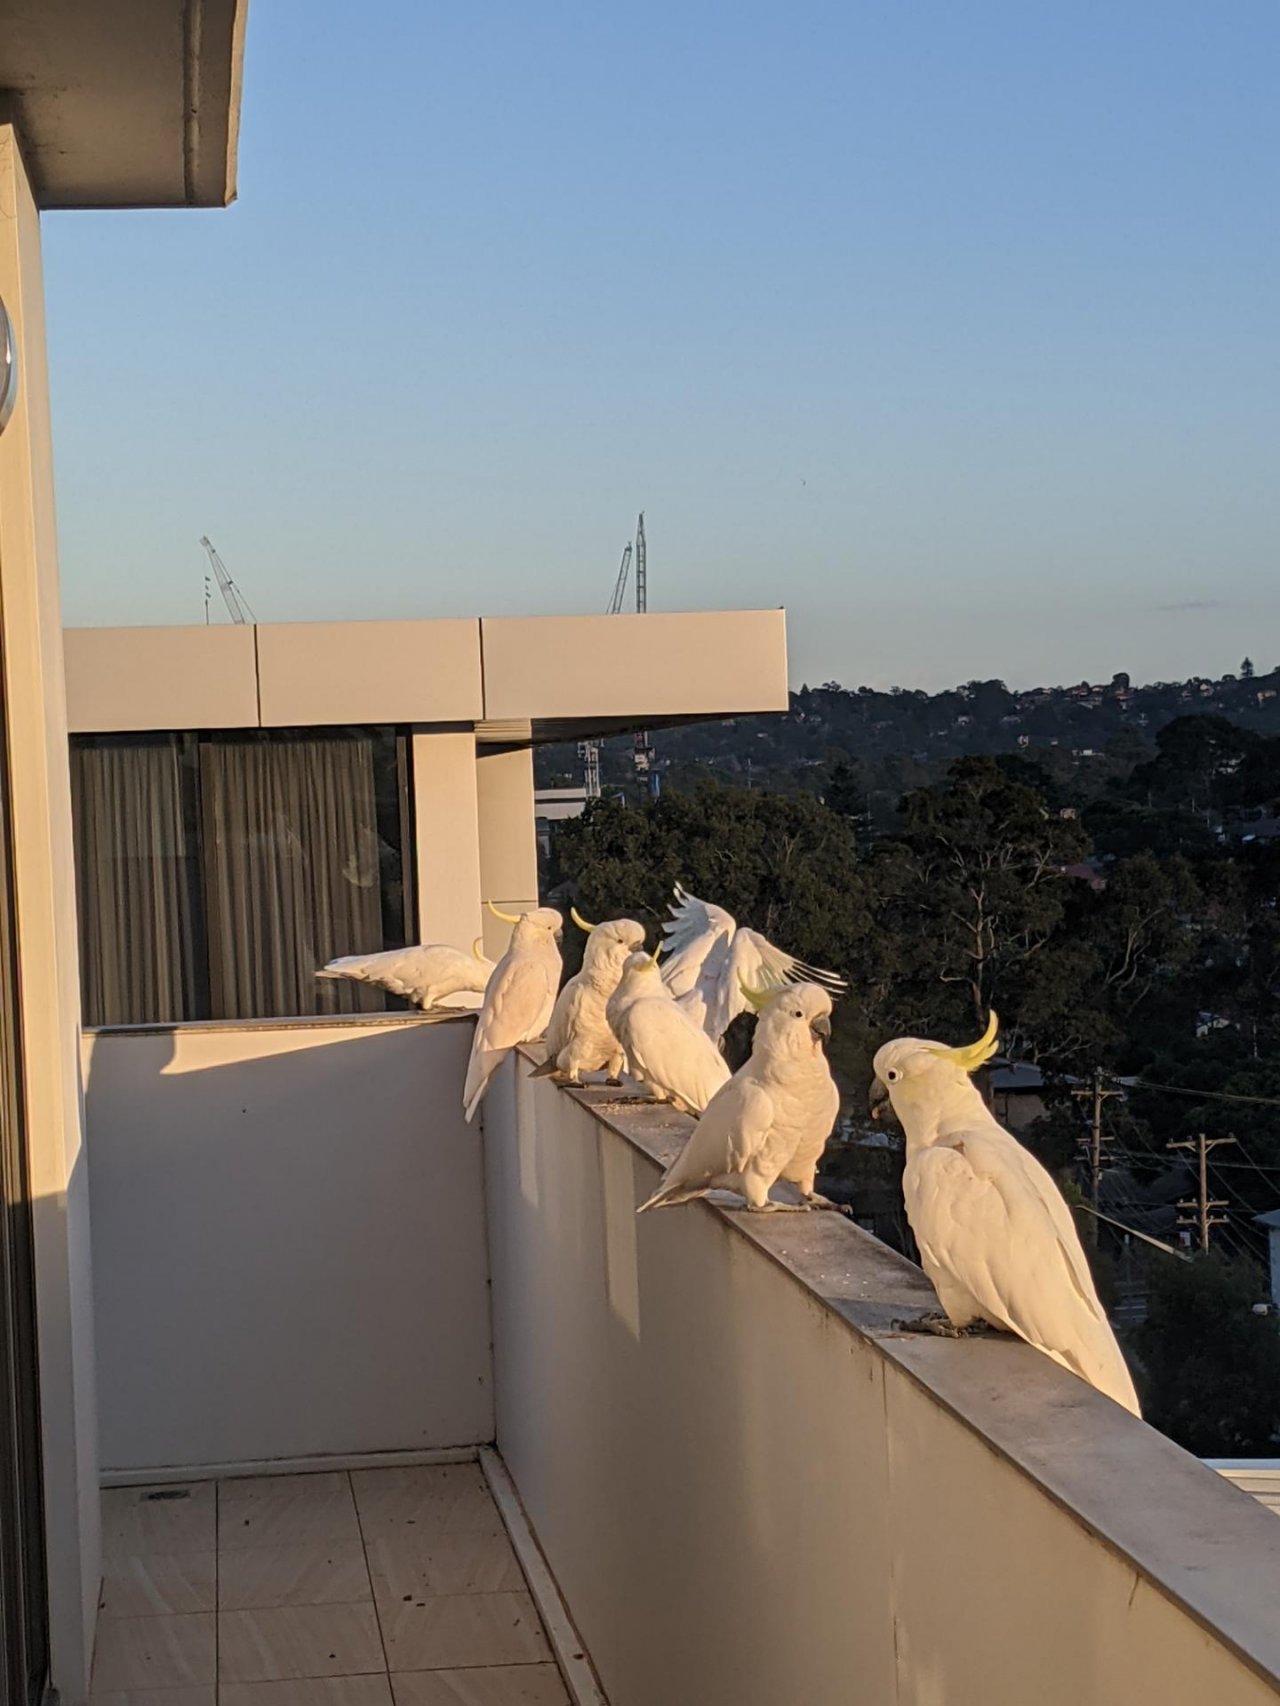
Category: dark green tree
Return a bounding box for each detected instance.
[870,758,1087,1039]
[1136,1253,1280,1454]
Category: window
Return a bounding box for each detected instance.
[70,728,413,1026]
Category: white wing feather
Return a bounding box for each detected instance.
[619,996,731,1114]
[660,886,735,999]
[905,1127,1139,1415]
[318,944,493,1008]
[639,1078,771,1209]
[463,955,558,1122]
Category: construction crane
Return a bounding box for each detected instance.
[607,542,633,616]
[578,541,634,798]
[632,512,659,798]
[200,535,256,625]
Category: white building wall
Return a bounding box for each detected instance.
[0,125,101,1704]
[82,1018,493,1476]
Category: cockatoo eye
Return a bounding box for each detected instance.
[886,1067,901,1083]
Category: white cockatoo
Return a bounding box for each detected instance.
[531,908,646,1083]
[606,948,731,1115]
[660,884,847,1044]
[317,940,494,1011]
[462,902,563,1123]
[638,982,840,1213]
[870,1014,1140,1416]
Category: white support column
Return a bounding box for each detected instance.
[0,126,100,1704]
[411,729,484,950]
[476,745,539,958]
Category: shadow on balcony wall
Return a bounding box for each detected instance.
[80,1017,493,1476]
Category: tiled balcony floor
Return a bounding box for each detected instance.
[94,1463,572,1705]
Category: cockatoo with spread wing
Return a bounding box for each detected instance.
[660,884,847,1044]
[462,903,563,1123]
[639,982,840,1212]
[870,1015,1140,1416]
[531,908,646,1083]
[606,949,731,1115]
[318,940,494,1011]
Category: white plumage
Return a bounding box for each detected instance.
[462,907,563,1123]
[533,917,646,1083]
[871,1020,1140,1416]
[606,950,731,1115]
[660,884,846,1043]
[639,983,839,1212]
[317,941,494,1011]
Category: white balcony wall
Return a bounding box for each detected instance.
[82,1017,492,1477]
[484,1058,1280,1706]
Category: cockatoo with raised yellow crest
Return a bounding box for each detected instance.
[870,1014,1140,1416]
[462,903,563,1123]
[660,885,846,1045]
[606,948,731,1115]
[531,908,646,1083]
[638,982,840,1213]
[318,940,494,1011]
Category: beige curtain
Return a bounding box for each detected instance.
[203,736,386,1018]
[71,739,203,1026]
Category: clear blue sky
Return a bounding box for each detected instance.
[43,1,1279,691]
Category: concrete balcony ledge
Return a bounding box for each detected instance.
[485,1050,1280,1706]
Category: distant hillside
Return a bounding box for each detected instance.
[536,660,1280,828]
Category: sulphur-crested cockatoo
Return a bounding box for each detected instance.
[462,902,563,1123]
[317,940,494,1011]
[639,982,840,1212]
[660,884,846,1044]
[531,908,646,1083]
[606,948,731,1115]
[870,1014,1140,1416]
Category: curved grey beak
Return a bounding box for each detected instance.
[810,1015,832,1042]
[868,1077,890,1121]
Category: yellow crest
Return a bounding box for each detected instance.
[570,905,595,932]
[929,1010,1000,1073]
[737,976,774,1014]
[471,937,485,961]
[486,898,521,925]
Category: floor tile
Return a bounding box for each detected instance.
[219,1540,372,1610]
[90,1689,215,1706]
[367,1530,524,1599]
[90,1612,216,1692]
[98,1551,217,1618]
[353,1468,500,1541]
[220,1679,393,1706]
[391,1667,570,1706]
[220,1483,361,1553]
[101,1484,216,1557]
[218,1602,385,1683]
[219,1472,351,1503]
[380,1592,551,1673]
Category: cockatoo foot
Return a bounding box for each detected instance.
[743,1200,806,1214]
[891,1312,974,1338]
[802,1192,852,1215]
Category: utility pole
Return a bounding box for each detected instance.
[1072,1068,1122,1242]
[1168,1132,1236,1252]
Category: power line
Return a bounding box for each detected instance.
[1126,1076,1280,1110]
[1073,1201,1192,1260]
